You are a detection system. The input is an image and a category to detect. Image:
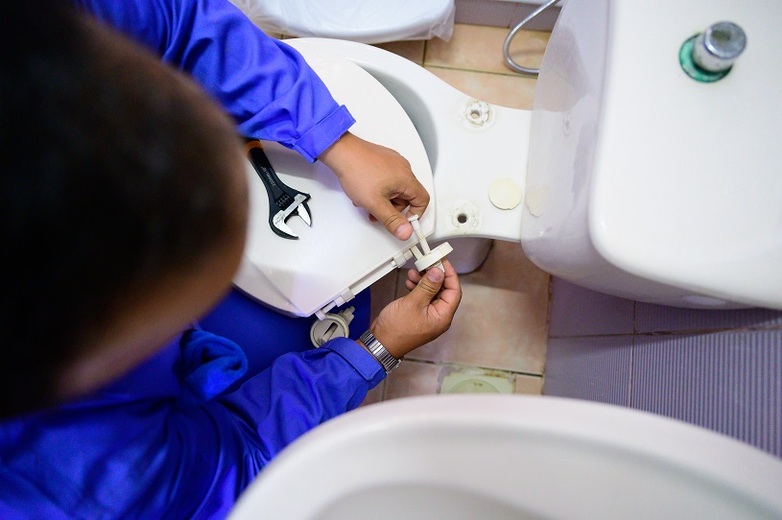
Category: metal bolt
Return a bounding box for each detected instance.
[693,22,747,72]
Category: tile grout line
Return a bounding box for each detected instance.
[400,357,544,379]
[424,63,536,79]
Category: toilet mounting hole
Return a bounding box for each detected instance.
[463,99,492,127]
[457,213,469,224]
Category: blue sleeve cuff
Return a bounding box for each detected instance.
[321,337,386,388]
[292,105,356,163]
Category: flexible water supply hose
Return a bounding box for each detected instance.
[503,0,560,76]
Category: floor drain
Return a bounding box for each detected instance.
[440,372,514,394]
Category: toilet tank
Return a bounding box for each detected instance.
[522,0,782,310]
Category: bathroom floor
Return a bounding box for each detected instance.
[363,24,552,405]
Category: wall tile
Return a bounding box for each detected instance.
[543,336,633,406]
[635,303,782,334]
[454,0,561,31]
[455,0,520,28]
[632,331,782,457]
[548,278,635,337]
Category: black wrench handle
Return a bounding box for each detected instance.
[246,140,295,208]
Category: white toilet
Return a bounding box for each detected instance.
[234,0,782,318]
[227,1,782,516]
[229,0,455,43]
[228,395,782,519]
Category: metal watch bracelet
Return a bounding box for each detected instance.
[359,330,401,374]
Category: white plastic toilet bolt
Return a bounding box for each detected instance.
[407,215,452,272]
[413,242,454,272]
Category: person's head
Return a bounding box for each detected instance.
[0,3,248,417]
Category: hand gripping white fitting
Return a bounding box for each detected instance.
[407,215,453,272]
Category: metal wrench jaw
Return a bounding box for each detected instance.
[271,193,311,240]
[296,201,312,227]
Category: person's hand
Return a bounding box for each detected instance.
[365,260,461,359]
[318,132,430,241]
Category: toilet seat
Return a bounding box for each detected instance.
[230,0,455,44]
[233,43,435,318]
[228,395,782,519]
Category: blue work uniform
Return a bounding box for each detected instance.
[0,1,384,518]
[0,322,384,519]
[73,0,356,162]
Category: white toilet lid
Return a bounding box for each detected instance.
[233,39,435,317]
[231,0,455,43]
[229,395,782,519]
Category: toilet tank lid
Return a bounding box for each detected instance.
[231,0,455,43]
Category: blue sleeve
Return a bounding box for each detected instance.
[0,337,384,518]
[170,336,387,516]
[215,337,386,461]
[72,0,355,161]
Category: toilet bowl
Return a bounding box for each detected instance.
[228,395,782,519]
[233,0,782,320]
[229,0,455,44]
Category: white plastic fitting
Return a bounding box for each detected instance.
[310,306,355,347]
[408,215,452,272]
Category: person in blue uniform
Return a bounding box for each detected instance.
[0,2,461,519]
[71,0,434,370]
[74,0,428,242]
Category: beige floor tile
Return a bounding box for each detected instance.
[425,24,549,75]
[515,374,544,395]
[384,360,442,399]
[374,40,426,64]
[425,66,536,109]
[365,25,551,388]
[406,241,549,374]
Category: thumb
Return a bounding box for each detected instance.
[375,202,413,240]
[407,267,444,307]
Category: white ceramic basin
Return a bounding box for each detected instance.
[229,395,782,519]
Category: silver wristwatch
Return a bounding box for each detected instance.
[359,330,401,373]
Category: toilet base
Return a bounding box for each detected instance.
[433,237,492,274]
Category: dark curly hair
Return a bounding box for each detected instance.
[0,2,246,417]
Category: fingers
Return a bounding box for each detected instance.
[429,260,462,315]
[371,260,461,358]
[402,188,429,220]
[318,132,431,241]
[406,265,445,307]
[374,176,430,240]
[378,201,414,240]
[405,268,422,291]
[405,260,461,310]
